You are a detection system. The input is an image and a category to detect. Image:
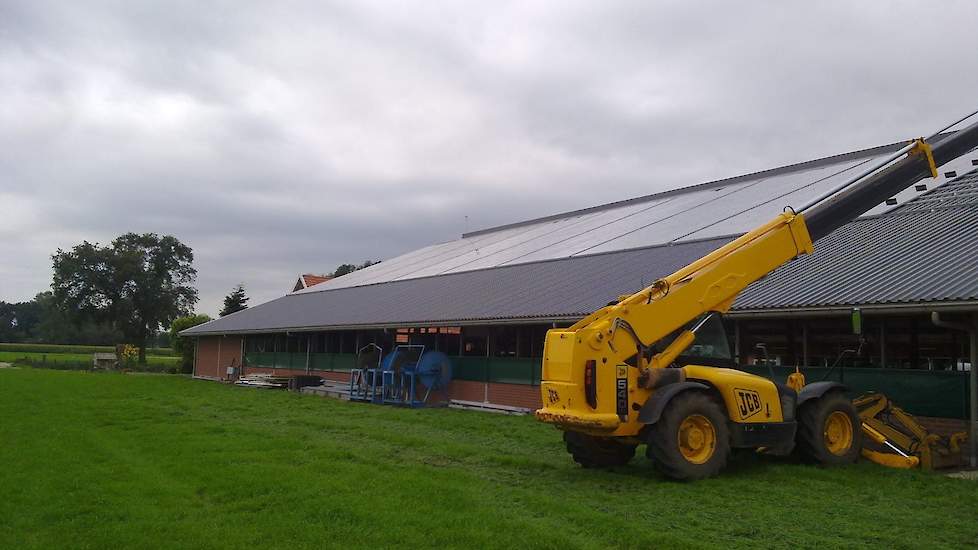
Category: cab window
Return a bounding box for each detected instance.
[652,313,734,367]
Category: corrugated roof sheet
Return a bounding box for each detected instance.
[187,238,728,333]
[896,167,978,213]
[734,195,978,311]
[185,160,978,335]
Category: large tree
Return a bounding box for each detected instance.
[51,233,198,363]
[219,284,249,317]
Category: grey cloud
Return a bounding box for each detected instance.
[2,1,977,316]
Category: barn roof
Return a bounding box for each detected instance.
[185,145,978,336]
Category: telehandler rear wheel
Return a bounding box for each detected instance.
[796,391,862,465]
[563,431,636,468]
[646,391,730,480]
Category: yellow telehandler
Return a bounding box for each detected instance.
[536,110,978,480]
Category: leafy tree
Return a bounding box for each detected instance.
[0,301,16,342]
[331,260,380,278]
[0,298,43,342]
[168,314,212,373]
[331,264,357,278]
[51,233,198,363]
[220,284,249,317]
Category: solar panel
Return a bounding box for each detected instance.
[297,141,967,294]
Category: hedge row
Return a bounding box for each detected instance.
[9,355,181,373]
[0,343,176,356]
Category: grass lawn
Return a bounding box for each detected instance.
[1,368,976,549]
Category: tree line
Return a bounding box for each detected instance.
[2,231,377,370]
[0,292,124,345]
[330,260,380,278]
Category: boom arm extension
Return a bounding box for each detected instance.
[576,212,814,375]
[564,116,978,379]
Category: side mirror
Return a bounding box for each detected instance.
[754,343,769,364]
[754,343,776,379]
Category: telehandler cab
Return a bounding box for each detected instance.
[536,110,978,480]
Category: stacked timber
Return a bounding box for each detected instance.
[234,373,291,389]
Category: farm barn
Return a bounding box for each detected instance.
[183,138,978,430]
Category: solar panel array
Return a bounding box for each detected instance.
[297,140,976,294]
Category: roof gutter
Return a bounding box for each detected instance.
[181,314,584,337]
[181,301,978,336]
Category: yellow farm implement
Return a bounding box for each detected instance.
[855,393,967,471]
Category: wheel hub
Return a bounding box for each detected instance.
[678,414,716,464]
[824,411,853,455]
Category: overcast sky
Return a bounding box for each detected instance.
[2,1,977,317]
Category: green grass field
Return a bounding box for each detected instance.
[1,368,976,549]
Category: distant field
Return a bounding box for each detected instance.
[0,351,179,368]
[0,343,175,356]
[1,368,976,549]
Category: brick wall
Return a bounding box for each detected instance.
[447,379,542,409]
[194,336,243,380]
[488,383,542,409]
[449,380,486,402]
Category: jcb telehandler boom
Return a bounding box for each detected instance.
[536,111,978,480]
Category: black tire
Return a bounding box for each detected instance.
[563,431,636,468]
[645,391,730,480]
[796,391,862,465]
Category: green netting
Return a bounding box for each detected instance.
[243,352,358,371]
[487,358,537,385]
[330,354,355,372]
[450,357,540,385]
[452,357,488,382]
[740,365,969,419]
[244,352,276,369]
[307,353,355,372]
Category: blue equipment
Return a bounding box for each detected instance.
[350,344,452,407]
[349,343,383,402]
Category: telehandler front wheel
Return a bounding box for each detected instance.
[796,391,862,465]
[645,391,730,480]
[563,431,636,468]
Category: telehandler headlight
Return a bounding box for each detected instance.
[584,360,597,409]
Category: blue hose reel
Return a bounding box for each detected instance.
[350,344,452,407]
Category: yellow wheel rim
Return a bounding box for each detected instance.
[678,414,716,464]
[824,411,854,455]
